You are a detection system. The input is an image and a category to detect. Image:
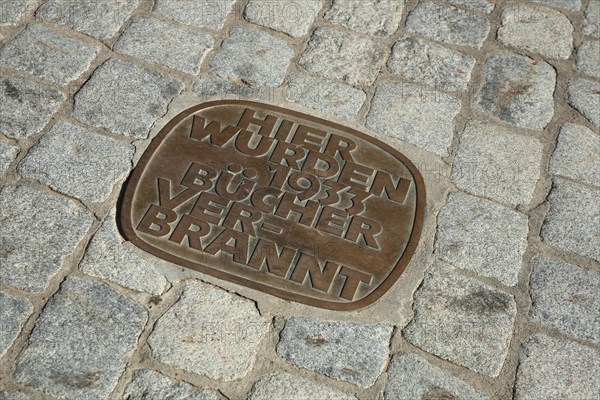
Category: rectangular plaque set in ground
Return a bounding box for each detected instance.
[119,101,425,310]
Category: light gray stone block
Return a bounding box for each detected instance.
[249,373,357,400]
[583,0,600,37]
[450,0,494,13]
[0,141,19,174]
[193,76,260,100]
[568,78,600,126]
[533,0,582,12]
[154,0,236,30]
[324,0,403,37]
[245,0,323,38]
[550,123,600,187]
[123,370,220,400]
[0,290,32,357]
[577,41,600,78]
[0,0,37,26]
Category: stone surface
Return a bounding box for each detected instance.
[80,212,168,295]
[147,280,269,381]
[276,317,392,388]
[324,0,403,37]
[0,291,32,357]
[38,0,140,40]
[550,123,600,186]
[435,192,529,285]
[568,78,600,126]
[0,141,19,174]
[0,186,93,292]
[210,28,294,87]
[193,76,260,100]
[583,0,600,37]
[249,373,357,400]
[286,74,366,118]
[18,123,134,202]
[123,370,219,400]
[0,0,36,26]
[366,82,461,156]
[388,36,476,92]
[449,0,494,13]
[452,121,544,206]
[541,178,600,261]
[245,0,323,38]
[405,1,490,48]
[114,17,213,75]
[385,353,488,400]
[154,0,236,30]
[533,0,581,12]
[0,23,100,85]
[514,334,600,400]
[530,257,600,343]
[14,277,147,399]
[0,392,36,400]
[577,41,600,78]
[474,54,556,130]
[72,59,182,138]
[404,265,517,377]
[299,27,386,86]
[0,76,65,139]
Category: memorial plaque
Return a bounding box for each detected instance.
[119,101,425,310]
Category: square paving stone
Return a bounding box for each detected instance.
[577,41,600,78]
[154,0,236,30]
[568,78,600,127]
[15,277,147,400]
[0,23,100,85]
[533,0,582,12]
[550,123,600,187]
[541,178,600,261]
[404,265,517,377]
[388,36,476,92]
[0,186,93,292]
[474,54,556,130]
[124,369,219,400]
[299,27,387,86]
[38,0,140,41]
[276,317,392,388]
[0,141,19,174]
[366,82,461,156]
[514,334,600,400]
[530,257,600,343]
[583,0,600,37]
[72,59,182,138]
[435,192,529,286]
[249,373,357,400]
[193,75,260,101]
[245,0,323,38]
[0,0,37,26]
[449,0,495,13]
[18,123,134,202]
[324,0,403,37]
[405,1,490,48]
[210,27,294,87]
[114,17,213,75]
[0,290,33,357]
[0,76,65,139]
[452,121,544,207]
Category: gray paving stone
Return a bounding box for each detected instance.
[452,121,544,206]
[568,78,600,127]
[530,257,600,343]
[0,76,65,139]
[498,4,573,59]
[147,280,269,381]
[193,76,260,101]
[245,0,323,38]
[541,178,600,261]
[286,74,366,118]
[388,36,476,92]
[474,54,556,130]
[80,212,168,295]
[550,123,600,187]
[577,41,600,78]
[18,123,134,202]
[0,141,19,174]
[38,0,140,40]
[0,186,93,292]
[72,59,182,139]
[276,317,392,388]
[299,27,387,86]
[154,0,236,30]
[449,0,494,13]
[15,277,147,400]
[404,265,517,377]
[435,192,529,286]
[0,290,32,357]
[583,0,600,37]
[0,0,37,26]
[249,373,357,400]
[0,23,99,86]
[0,391,36,400]
[114,17,213,75]
[123,369,219,400]
[366,82,461,156]
[405,1,490,48]
[514,334,600,400]
[324,0,403,37]
[533,0,582,12]
[210,27,294,87]
[385,353,489,400]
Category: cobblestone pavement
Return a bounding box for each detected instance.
[1,0,599,399]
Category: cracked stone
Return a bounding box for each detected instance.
[568,78,600,127]
[583,0,600,37]
[123,370,220,400]
[276,317,392,388]
[324,0,403,37]
[533,0,582,12]
[0,141,19,174]
[154,0,236,30]
[0,186,93,292]
[245,0,323,38]
[0,0,37,26]
[72,59,182,139]
[577,41,600,78]
[193,76,260,101]
[18,123,134,202]
[404,265,517,377]
[14,277,147,400]
[0,290,32,357]
[449,0,494,13]
[550,123,600,187]
[248,373,357,400]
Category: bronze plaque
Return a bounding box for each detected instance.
[120,101,425,310]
